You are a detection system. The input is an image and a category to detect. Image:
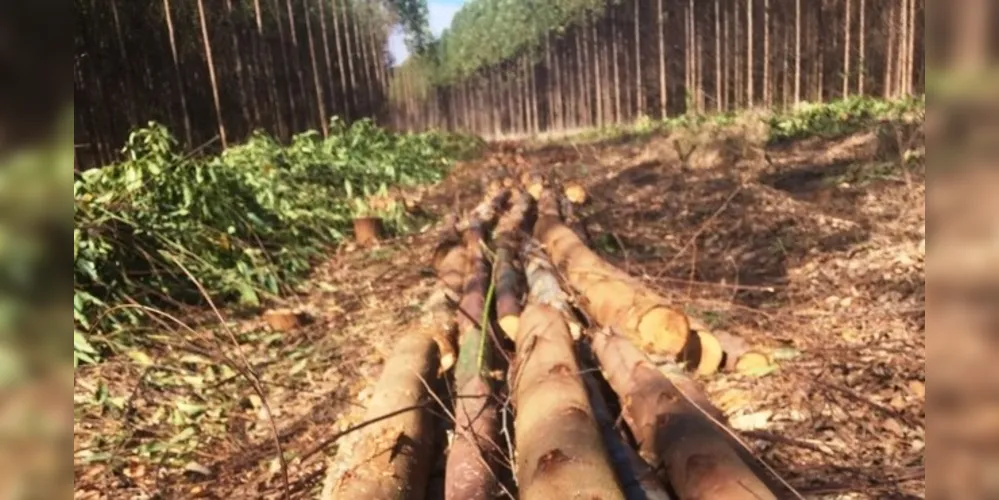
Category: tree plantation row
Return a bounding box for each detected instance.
[74,0,430,169]
[389,0,925,136]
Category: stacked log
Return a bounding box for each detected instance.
[591,328,787,499]
[510,241,624,500]
[444,189,510,500]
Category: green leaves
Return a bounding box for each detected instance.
[74,120,476,362]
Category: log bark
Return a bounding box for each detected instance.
[581,369,673,500]
[445,192,509,500]
[325,330,442,500]
[494,190,533,339]
[522,239,581,340]
[591,329,787,499]
[534,205,726,374]
[512,305,625,500]
[429,226,468,373]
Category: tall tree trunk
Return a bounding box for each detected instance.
[610,10,624,123]
[109,0,138,125]
[356,14,375,115]
[316,0,342,115]
[715,0,723,112]
[329,0,352,116]
[576,25,592,127]
[723,0,730,110]
[337,0,360,116]
[843,0,852,98]
[885,0,896,98]
[545,33,555,130]
[283,0,310,126]
[270,0,300,130]
[162,0,193,145]
[634,0,643,116]
[747,0,754,106]
[906,0,916,95]
[794,0,801,104]
[303,0,328,135]
[591,17,604,127]
[253,0,288,139]
[817,1,825,101]
[658,0,667,118]
[196,0,227,147]
[224,0,253,131]
[764,0,771,106]
[857,0,866,94]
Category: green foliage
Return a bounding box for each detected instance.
[767,95,925,143]
[74,119,478,363]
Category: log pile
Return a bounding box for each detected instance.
[324,177,800,499]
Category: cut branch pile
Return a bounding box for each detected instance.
[327,181,799,500]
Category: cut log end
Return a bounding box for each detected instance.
[564,183,588,205]
[734,351,772,374]
[692,331,725,376]
[440,351,457,374]
[636,307,692,357]
[499,315,520,341]
[528,182,545,200]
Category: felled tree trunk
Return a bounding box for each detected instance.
[430,223,469,373]
[581,370,673,500]
[493,190,532,339]
[444,191,509,500]
[511,304,625,500]
[324,329,442,500]
[591,329,787,499]
[534,196,724,374]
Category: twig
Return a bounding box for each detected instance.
[665,186,742,269]
[300,403,435,462]
[168,256,291,499]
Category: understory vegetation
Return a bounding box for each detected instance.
[565,95,925,145]
[73,120,482,364]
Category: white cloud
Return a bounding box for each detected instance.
[387,0,464,65]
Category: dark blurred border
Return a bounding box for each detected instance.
[0,0,73,155]
[0,1,74,499]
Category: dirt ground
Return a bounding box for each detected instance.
[73,122,925,499]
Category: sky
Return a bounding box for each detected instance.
[387,0,466,65]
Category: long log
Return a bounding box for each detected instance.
[325,329,442,500]
[325,221,472,499]
[512,304,625,500]
[534,190,723,374]
[591,329,788,499]
[493,190,532,339]
[581,369,673,500]
[430,225,469,373]
[444,190,509,500]
[510,241,624,499]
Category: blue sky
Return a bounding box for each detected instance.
[387,0,466,65]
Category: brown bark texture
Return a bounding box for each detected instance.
[591,329,788,499]
[534,206,728,373]
[444,191,510,500]
[581,368,673,500]
[494,190,533,339]
[327,330,442,500]
[512,304,625,500]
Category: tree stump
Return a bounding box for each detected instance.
[353,217,384,245]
